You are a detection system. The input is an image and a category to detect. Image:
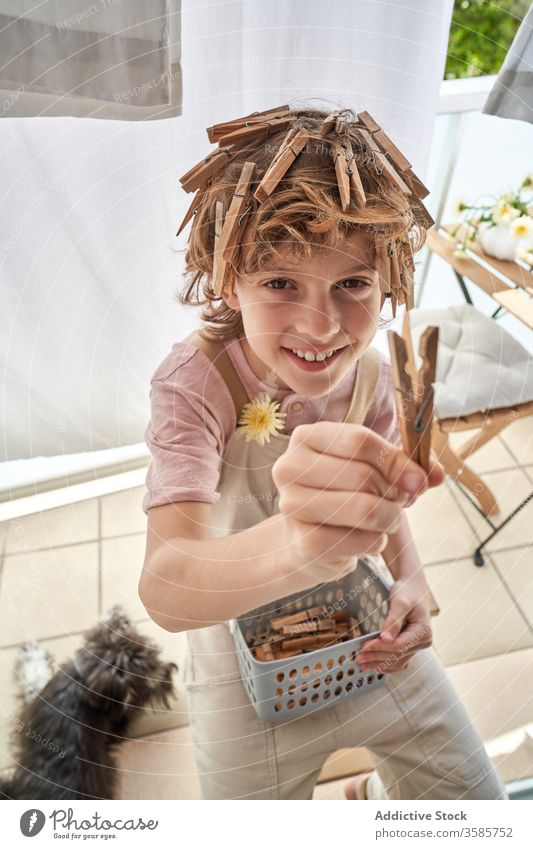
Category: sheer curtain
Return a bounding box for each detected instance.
[1,0,453,477]
[483,2,533,124]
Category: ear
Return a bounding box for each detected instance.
[219,275,241,312]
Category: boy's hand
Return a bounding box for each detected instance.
[355,577,432,673]
[273,421,443,584]
[405,449,445,505]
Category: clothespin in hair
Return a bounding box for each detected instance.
[213,161,257,297]
[344,138,366,207]
[253,129,309,203]
[320,112,338,136]
[387,314,439,473]
[388,241,402,319]
[179,147,235,194]
[206,105,290,143]
[217,116,293,148]
[176,186,205,237]
[332,143,351,211]
[212,200,225,294]
[377,240,391,297]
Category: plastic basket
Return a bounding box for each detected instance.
[232,557,391,722]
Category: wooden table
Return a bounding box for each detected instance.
[426,225,533,330]
[425,225,533,565]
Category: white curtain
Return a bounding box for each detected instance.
[0,0,182,120]
[483,2,533,124]
[1,0,454,464]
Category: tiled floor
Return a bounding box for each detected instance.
[0,418,532,799]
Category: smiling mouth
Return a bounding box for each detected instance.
[281,345,347,370]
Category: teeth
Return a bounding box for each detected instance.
[290,348,336,361]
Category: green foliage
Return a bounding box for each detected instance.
[445,0,530,79]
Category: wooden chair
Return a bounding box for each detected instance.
[431,402,533,516]
[409,304,533,517]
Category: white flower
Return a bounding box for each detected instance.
[452,196,467,218]
[510,215,533,240]
[492,199,520,225]
[517,247,533,267]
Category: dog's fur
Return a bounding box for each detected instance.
[0,607,177,800]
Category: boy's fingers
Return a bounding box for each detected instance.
[357,623,432,659]
[427,456,445,488]
[379,601,407,642]
[299,424,429,495]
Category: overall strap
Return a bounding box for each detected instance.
[344,346,382,425]
[182,329,250,422]
[182,329,381,428]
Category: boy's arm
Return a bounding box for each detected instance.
[381,512,429,593]
[139,512,323,633]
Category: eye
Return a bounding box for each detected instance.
[338,278,371,289]
[263,278,292,290]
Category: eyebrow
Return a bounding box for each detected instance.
[252,263,377,278]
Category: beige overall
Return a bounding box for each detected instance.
[180,330,507,801]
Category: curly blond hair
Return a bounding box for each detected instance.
[175,106,429,342]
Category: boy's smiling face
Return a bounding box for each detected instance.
[221,230,383,396]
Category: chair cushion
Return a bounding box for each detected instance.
[408,304,533,419]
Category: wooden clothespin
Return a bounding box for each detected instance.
[212,200,225,292]
[213,161,256,296]
[332,143,351,210]
[206,105,290,143]
[320,111,338,136]
[253,129,309,202]
[179,147,234,194]
[344,138,366,207]
[217,116,293,148]
[387,313,439,472]
[176,187,205,237]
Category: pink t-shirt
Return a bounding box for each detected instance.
[142,335,400,513]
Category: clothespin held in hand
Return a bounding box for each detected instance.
[387,314,439,473]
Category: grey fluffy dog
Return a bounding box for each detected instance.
[0,606,177,799]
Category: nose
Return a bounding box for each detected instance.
[290,293,341,345]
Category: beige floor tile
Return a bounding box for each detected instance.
[0,544,99,647]
[490,731,533,785]
[450,467,533,553]
[490,547,533,626]
[0,520,9,554]
[3,499,99,555]
[499,416,533,467]
[424,557,533,666]
[406,481,480,565]
[101,487,147,538]
[117,725,202,800]
[448,648,533,745]
[313,776,347,799]
[101,535,147,622]
[448,432,517,474]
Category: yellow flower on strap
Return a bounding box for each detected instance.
[237,393,287,445]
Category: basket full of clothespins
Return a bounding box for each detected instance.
[231,557,391,722]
